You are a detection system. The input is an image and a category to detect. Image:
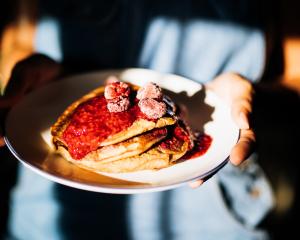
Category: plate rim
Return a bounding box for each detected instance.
[5,135,231,194]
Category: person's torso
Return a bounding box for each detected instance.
[37,0,271,82]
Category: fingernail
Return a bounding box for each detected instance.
[189,179,204,189]
[239,112,249,129]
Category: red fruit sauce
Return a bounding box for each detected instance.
[160,125,190,151]
[62,96,150,159]
[182,134,212,160]
[62,93,212,161]
[160,125,212,160]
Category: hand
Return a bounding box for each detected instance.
[189,73,256,188]
[0,54,61,147]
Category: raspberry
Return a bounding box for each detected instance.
[138,98,166,119]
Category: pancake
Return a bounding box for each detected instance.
[51,85,176,160]
[51,80,195,174]
[56,127,168,164]
[57,124,191,173]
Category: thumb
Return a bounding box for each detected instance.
[231,98,251,130]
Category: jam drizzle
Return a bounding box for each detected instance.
[62,96,150,159]
[181,133,212,160]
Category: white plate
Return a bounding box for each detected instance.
[4,68,239,194]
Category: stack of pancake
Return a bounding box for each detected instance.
[51,79,193,173]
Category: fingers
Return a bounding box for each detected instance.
[229,80,253,131]
[0,54,61,148]
[207,73,254,131]
[189,179,204,188]
[206,73,253,104]
[189,129,256,188]
[4,54,61,97]
[207,72,255,166]
[231,98,252,130]
[1,54,60,109]
[230,128,256,165]
[190,73,256,187]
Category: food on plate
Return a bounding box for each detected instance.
[51,77,212,173]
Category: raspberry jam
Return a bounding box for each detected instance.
[160,125,212,159]
[62,95,149,159]
[160,125,190,151]
[182,134,212,160]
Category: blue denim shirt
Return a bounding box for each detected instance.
[7,2,274,239]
